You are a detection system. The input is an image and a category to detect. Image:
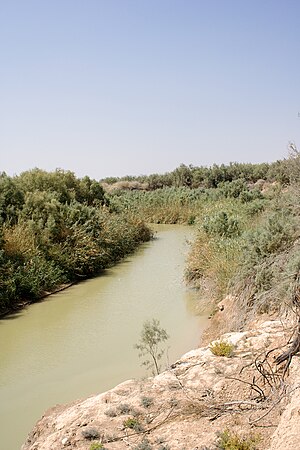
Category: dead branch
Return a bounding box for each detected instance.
[226,375,266,401]
[275,318,300,370]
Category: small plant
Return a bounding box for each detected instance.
[203,211,240,238]
[123,417,144,432]
[89,443,105,450]
[140,396,153,408]
[135,318,169,375]
[169,398,179,407]
[82,428,101,440]
[134,438,152,450]
[104,407,118,417]
[118,403,131,414]
[188,214,196,225]
[117,402,138,415]
[210,340,234,357]
[216,428,259,450]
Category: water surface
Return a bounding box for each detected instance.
[0,225,208,449]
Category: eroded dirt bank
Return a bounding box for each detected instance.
[22,315,300,450]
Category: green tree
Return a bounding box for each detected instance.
[135,319,169,375]
[0,173,24,224]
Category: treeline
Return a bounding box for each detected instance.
[102,160,289,190]
[0,169,151,314]
[108,178,266,225]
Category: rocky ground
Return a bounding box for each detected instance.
[22,314,300,450]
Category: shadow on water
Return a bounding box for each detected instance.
[0,310,25,321]
[0,259,136,323]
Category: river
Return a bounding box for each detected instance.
[0,225,208,450]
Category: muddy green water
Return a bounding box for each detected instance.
[0,225,208,450]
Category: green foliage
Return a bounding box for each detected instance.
[108,186,204,224]
[0,170,151,314]
[185,203,246,301]
[203,211,240,238]
[243,199,265,217]
[123,417,143,432]
[135,319,169,375]
[217,179,248,198]
[107,178,266,226]
[216,429,258,450]
[0,157,295,322]
[102,160,283,191]
[227,179,300,327]
[243,211,295,261]
[89,443,105,450]
[17,168,108,206]
[210,341,234,357]
[0,172,24,224]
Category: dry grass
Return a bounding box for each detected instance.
[3,222,37,257]
[185,229,241,301]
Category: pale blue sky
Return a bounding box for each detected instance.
[1,0,299,179]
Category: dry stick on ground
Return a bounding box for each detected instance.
[275,318,300,372]
[254,351,284,391]
[225,375,266,402]
[171,370,269,422]
[249,384,300,426]
[275,272,300,374]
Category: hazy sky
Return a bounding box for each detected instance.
[1,0,300,180]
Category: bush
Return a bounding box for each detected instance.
[203,211,240,238]
[123,417,144,432]
[0,177,152,313]
[104,407,117,417]
[216,429,258,450]
[227,182,300,328]
[217,179,248,199]
[81,428,101,440]
[210,341,234,357]
[117,403,136,415]
[243,211,295,261]
[133,439,152,450]
[89,443,105,450]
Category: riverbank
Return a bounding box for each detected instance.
[22,314,299,450]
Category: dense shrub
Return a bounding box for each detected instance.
[228,183,300,327]
[216,428,259,450]
[0,173,24,224]
[203,212,240,238]
[0,170,151,314]
[210,340,234,357]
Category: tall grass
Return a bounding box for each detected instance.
[184,199,258,303]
